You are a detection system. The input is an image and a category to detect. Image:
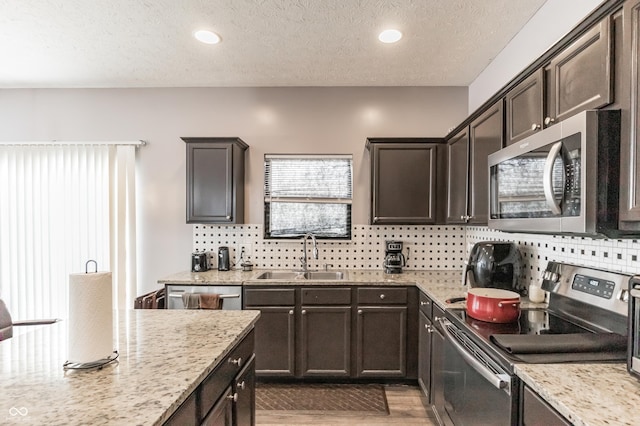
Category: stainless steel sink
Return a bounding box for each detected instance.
[253,270,348,280]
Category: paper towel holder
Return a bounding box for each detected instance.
[63,259,119,371]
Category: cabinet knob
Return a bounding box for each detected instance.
[302,309,307,315]
[289,310,294,315]
[226,215,231,220]
[227,392,239,402]
[228,357,242,366]
[237,380,246,390]
[544,117,555,126]
[420,301,430,306]
[531,123,541,131]
[425,324,433,333]
[358,309,363,315]
[379,294,385,300]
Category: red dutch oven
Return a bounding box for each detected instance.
[466,288,521,323]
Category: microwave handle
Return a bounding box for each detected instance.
[543,141,563,215]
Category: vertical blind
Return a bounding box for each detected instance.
[0,142,139,320]
[264,154,352,238]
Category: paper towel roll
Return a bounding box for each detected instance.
[68,272,114,363]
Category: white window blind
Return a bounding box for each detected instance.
[264,154,352,239]
[0,142,139,321]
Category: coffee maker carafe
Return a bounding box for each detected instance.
[383,240,406,274]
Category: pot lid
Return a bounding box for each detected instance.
[468,288,520,299]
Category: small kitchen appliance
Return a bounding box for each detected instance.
[464,241,525,294]
[383,240,405,274]
[217,247,230,271]
[191,252,209,272]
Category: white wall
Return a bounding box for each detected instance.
[468,0,605,113]
[0,87,468,294]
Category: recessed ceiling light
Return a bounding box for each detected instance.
[194,30,221,44]
[378,29,402,44]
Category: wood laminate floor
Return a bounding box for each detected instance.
[256,384,438,425]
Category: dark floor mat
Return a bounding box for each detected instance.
[255,383,389,414]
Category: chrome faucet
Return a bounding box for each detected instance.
[299,233,318,272]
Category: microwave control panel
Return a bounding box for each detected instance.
[572,274,615,299]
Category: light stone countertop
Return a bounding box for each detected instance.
[0,309,260,426]
[157,267,640,425]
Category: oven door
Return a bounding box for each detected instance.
[440,318,518,426]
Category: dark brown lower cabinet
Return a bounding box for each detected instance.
[418,310,432,400]
[251,307,295,376]
[234,356,256,426]
[356,306,407,377]
[521,385,570,426]
[202,388,233,426]
[300,306,351,377]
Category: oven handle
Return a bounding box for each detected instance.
[543,141,563,215]
[439,318,511,392]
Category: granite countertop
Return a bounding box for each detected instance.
[0,309,260,426]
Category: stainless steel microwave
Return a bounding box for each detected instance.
[487,109,620,236]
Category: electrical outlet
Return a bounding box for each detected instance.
[238,243,252,259]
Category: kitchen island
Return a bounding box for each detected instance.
[0,309,260,425]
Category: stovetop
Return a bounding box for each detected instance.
[443,261,631,373]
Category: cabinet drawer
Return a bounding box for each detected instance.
[200,330,255,420]
[244,288,295,306]
[301,288,351,305]
[418,291,433,318]
[357,287,407,304]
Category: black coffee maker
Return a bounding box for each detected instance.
[463,241,525,294]
[383,240,406,274]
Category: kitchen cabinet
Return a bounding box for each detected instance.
[446,100,503,224]
[183,137,248,224]
[165,330,255,426]
[245,285,416,380]
[417,292,433,401]
[430,304,449,426]
[546,16,613,126]
[505,16,613,146]
[521,385,570,426]
[366,138,444,225]
[620,0,640,229]
[505,69,544,145]
[243,288,296,377]
[300,288,352,377]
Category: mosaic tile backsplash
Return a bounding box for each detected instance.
[194,224,640,283]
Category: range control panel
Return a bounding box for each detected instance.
[572,274,615,299]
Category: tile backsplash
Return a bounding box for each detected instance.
[194,224,640,282]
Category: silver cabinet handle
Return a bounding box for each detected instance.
[379,294,385,300]
[420,301,430,306]
[228,357,242,366]
[237,380,246,390]
[227,392,238,402]
[301,309,307,315]
[544,117,555,125]
[531,123,541,131]
[226,215,231,220]
[358,309,363,315]
[288,310,294,315]
[424,324,433,333]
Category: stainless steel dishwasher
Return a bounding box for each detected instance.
[164,284,243,310]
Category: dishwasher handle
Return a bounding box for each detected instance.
[439,318,511,394]
[169,293,240,299]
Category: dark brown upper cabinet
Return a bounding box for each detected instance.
[546,15,614,125]
[367,138,443,225]
[446,101,503,225]
[505,69,544,146]
[182,137,248,224]
[506,16,613,146]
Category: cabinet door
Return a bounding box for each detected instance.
[370,143,438,224]
[620,1,640,227]
[201,387,233,426]
[522,385,571,426]
[355,306,407,377]
[445,128,469,223]
[468,100,504,224]
[248,306,296,377]
[418,310,432,401]
[547,16,613,125]
[184,137,247,224]
[233,356,256,426]
[300,306,351,377]
[505,69,544,145]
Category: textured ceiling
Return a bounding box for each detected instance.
[0,0,547,88]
